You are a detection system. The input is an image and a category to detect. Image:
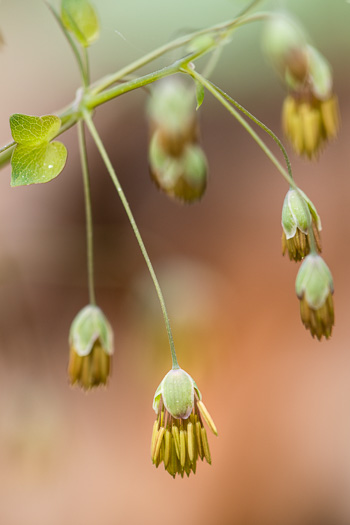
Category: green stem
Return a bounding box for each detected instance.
[83,46,90,86]
[46,2,88,87]
[83,110,179,369]
[77,119,96,305]
[90,11,268,96]
[187,69,317,249]
[0,141,15,155]
[211,83,294,183]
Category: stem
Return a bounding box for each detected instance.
[83,47,90,86]
[187,69,317,248]
[46,2,88,87]
[83,110,179,369]
[0,141,15,155]
[78,119,96,305]
[90,11,268,96]
[211,83,294,183]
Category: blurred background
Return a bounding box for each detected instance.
[0,0,349,524]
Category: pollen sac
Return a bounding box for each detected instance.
[147,78,208,203]
[295,254,334,340]
[281,188,321,261]
[263,14,339,158]
[151,368,217,478]
[68,305,114,389]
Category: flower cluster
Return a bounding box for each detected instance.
[147,79,208,203]
[151,368,217,478]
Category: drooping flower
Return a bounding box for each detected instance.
[264,15,339,158]
[68,305,113,389]
[151,368,217,478]
[281,188,321,261]
[295,254,334,340]
[147,79,208,203]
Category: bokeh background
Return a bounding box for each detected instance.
[0,0,349,524]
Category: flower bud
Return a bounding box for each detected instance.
[281,189,321,261]
[151,368,217,478]
[295,254,334,340]
[149,130,207,203]
[68,305,113,389]
[147,79,197,157]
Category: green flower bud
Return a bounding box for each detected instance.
[147,79,197,156]
[263,14,308,84]
[295,254,334,340]
[281,189,321,261]
[68,305,113,389]
[151,368,217,478]
[149,130,207,203]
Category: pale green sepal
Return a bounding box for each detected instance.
[307,45,333,100]
[10,114,62,146]
[61,0,99,47]
[152,382,162,413]
[69,305,114,356]
[299,189,322,231]
[281,191,297,239]
[161,369,195,420]
[263,15,307,73]
[148,80,195,134]
[295,255,333,309]
[10,142,67,186]
[288,189,311,235]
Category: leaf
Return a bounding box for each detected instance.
[9,113,67,186]
[61,0,99,47]
[11,142,67,186]
[195,80,205,110]
[10,114,61,146]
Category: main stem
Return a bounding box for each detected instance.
[83,111,179,369]
[78,120,96,305]
[188,69,317,251]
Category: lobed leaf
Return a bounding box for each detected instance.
[10,114,62,146]
[11,142,67,186]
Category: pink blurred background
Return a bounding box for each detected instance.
[0,1,349,524]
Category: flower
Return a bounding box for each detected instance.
[263,15,339,158]
[295,254,334,340]
[149,130,207,203]
[151,368,217,478]
[68,305,114,389]
[281,188,321,261]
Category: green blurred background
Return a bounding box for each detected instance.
[0,1,349,524]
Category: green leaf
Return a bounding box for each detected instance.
[195,80,205,110]
[61,0,99,47]
[10,114,62,146]
[11,142,67,186]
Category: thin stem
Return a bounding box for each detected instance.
[211,83,294,183]
[83,47,90,86]
[90,11,268,96]
[78,119,96,305]
[187,69,317,248]
[0,141,15,155]
[46,2,88,87]
[83,110,179,369]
